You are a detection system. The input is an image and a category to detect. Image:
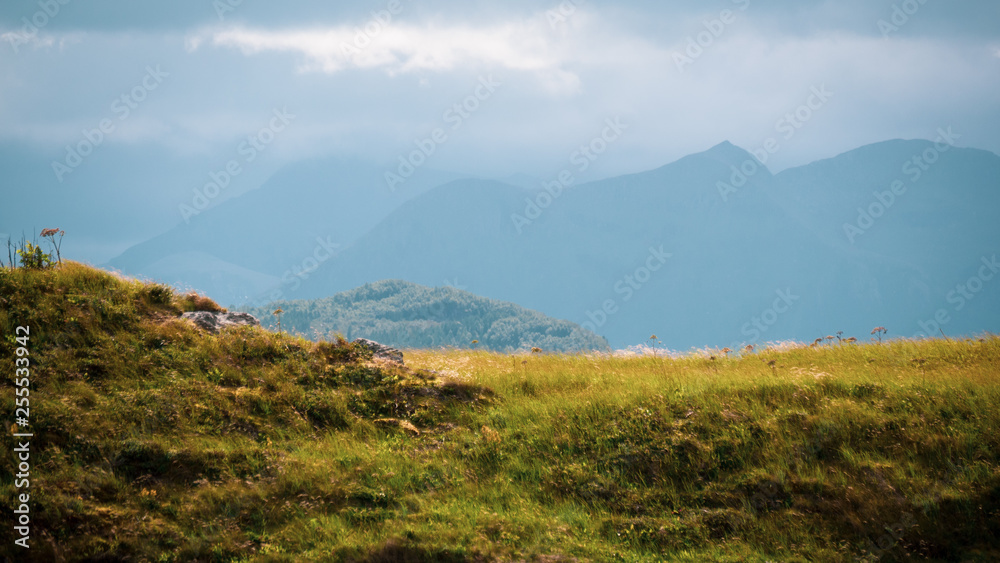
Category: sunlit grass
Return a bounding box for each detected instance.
[1,263,999,561]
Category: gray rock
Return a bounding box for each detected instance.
[352,338,404,365]
[182,311,261,334]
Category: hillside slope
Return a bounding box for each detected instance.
[242,279,610,352]
[0,263,494,561]
[1,263,999,561]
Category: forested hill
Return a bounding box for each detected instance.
[242,280,610,352]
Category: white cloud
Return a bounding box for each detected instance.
[2,13,998,173]
[184,11,642,96]
[1,31,55,52]
[1,29,85,54]
[200,23,557,72]
[185,8,684,98]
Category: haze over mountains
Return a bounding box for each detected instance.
[106,158,461,305]
[96,137,1000,350]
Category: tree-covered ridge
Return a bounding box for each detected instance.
[243,279,610,352]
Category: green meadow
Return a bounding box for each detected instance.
[2,263,998,561]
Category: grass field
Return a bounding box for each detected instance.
[1,263,999,562]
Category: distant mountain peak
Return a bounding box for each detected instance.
[643,140,770,180]
[702,140,756,161]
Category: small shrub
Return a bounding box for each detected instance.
[17,242,54,269]
[144,283,174,306]
[314,335,372,364]
[177,291,225,313]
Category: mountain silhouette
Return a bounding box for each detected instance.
[107,139,1000,349]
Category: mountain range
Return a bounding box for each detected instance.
[102,137,1000,349]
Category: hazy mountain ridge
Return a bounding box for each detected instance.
[107,139,1000,349]
[293,142,827,346]
[105,158,462,303]
[293,139,1000,348]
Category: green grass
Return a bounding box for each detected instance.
[1,263,999,561]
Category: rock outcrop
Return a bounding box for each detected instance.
[182,311,261,333]
[352,338,404,365]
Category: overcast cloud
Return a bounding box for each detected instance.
[2,0,999,182]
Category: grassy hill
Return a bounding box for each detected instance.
[2,263,999,561]
[241,279,610,353]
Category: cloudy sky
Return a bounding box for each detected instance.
[2,0,999,259]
